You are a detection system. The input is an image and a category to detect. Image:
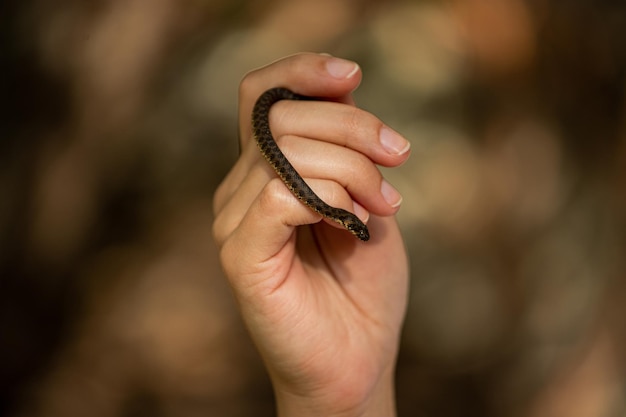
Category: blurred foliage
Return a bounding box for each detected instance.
[1,0,625,416]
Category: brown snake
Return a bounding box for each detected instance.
[252,87,370,241]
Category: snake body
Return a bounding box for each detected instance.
[252,87,370,241]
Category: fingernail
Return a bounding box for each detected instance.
[381,180,403,208]
[326,57,360,79]
[380,126,410,155]
[353,200,370,223]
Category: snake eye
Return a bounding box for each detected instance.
[346,223,369,241]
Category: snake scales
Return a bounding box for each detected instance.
[252,87,370,241]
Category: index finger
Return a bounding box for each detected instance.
[238,53,363,145]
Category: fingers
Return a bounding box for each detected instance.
[213,166,370,246]
[216,177,366,273]
[269,134,402,215]
[268,100,410,168]
[214,52,411,250]
[238,53,363,147]
[216,72,410,215]
[214,126,405,245]
[213,163,274,244]
[241,52,362,104]
[216,53,366,216]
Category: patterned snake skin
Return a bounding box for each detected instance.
[252,87,369,241]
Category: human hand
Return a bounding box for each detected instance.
[213,53,410,417]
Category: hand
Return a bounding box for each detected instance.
[213,53,410,417]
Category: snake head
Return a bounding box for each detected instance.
[347,222,370,242]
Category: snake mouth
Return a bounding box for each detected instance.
[346,222,370,241]
[355,229,370,241]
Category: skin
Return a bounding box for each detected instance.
[212,53,411,417]
[252,87,370,241]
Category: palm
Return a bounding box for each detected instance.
[238,215,409,403]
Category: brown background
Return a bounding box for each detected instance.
[2,0,625,416]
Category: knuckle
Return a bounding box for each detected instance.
[259,178,292,209]
[272,132,293,156]
[239,68,260,98]
[267,101,289,134]
[211,186,245,248]
[286,52,310,71]
[212,209,230,248]
[352,150,372,174]
[212,180,229,214]
[350,152,380,185]
[323,181,347,205]
[341,106,362,137]
[218,236,239,280]
[212,182,232,247]
[342,107,382,140]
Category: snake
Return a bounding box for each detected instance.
[252,87,370,241]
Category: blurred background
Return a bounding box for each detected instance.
[1,0,625,416]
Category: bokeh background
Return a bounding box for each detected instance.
[2,0,625,416]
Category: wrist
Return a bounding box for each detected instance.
[273,368,397,417]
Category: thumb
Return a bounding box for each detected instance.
[219,177,364,294]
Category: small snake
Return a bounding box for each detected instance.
[252,87,370,241]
